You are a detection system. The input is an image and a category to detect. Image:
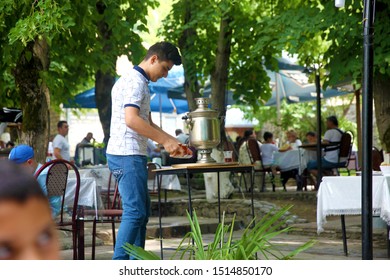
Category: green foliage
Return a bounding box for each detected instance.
[0,0,157,108]
[162,0,283,110]
[123,206,315,260]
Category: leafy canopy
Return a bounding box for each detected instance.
[0,0,157,107]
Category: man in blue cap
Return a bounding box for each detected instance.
[9,145,61,218]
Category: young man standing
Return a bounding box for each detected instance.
[52,120,71,161]
[106,42,189,260]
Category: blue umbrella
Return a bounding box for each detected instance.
[63,88,97,109]
[64,65,189,116]
[264,69,352,106]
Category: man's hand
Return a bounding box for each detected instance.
[162,138,182,156]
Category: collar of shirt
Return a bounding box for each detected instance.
[133,65,150,82]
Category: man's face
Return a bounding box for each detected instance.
[20,159,36,174]
[326,120,332,129]
[148,56,174,82]
[86,133,93,142]
[306,135,316,143]
[58,123,69,136]
[0,198,60,260]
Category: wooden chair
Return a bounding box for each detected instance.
[330,131,353,176]
[372,146,384,171]
[83,172,122,260]
[246,138,275,192]
[35,159,81,260]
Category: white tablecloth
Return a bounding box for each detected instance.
[317,176,390,233]
[274,150,300,171]
[79,166,112,191]
[299,149,317,174]
[66,171,102,216]
[148,174,181,191]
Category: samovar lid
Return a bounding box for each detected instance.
[189,98,219,118]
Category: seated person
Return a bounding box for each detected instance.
[307,116,347,177]
[175,129,189,144]
[8,145,61,218]
[261,132,279,168]
[280,130,302,151]
[305,131,317,144]
[74,132,95,166]
[0,160,60,260]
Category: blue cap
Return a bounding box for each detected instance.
[8,145,34,164]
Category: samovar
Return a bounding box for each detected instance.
[184,98,220,163]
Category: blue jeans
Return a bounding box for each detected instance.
[307,158,346,170]
[107,154,150,260]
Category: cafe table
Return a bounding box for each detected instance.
[273,150,300,171]
[317,175,390,257]
[154,163,254,259]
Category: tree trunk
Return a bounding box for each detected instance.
[204,14,234,200]
[95,1,115,145]
[211,14,232,149]
[178,0,200,111]
[14,38,50,163]
[373,73,390,152]
[95,71,114,144]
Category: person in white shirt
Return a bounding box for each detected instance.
[52,121,70,161]
[106,42,190,260]
[261,132,279,167]
[279,130,302,152]
[307,115,346,177]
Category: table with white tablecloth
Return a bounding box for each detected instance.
[79,165,181,191]
[317,175,390,257]
[148,173,181,191]
[78,166,112,190]
[317,175,390,233]
[273,150,300,171]
[66,171,102,216]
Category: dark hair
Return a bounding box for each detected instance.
[0,160,46,203]
[175,129,183,136]
[243,130,253,139]
[306,131,316,137]
[326,115,338,126]
[6,141,15,148]
[144,42,182,65]
[57,120,68,129]
[263,131,273,141]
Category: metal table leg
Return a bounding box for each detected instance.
[157,174,163,260]
[217,171,221,223]
[187,170,192,218]
[341,215,348,256]
[250,168,255,221]
[387,225,390,259]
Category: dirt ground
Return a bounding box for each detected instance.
[269,196,317,222]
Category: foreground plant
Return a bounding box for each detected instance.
[124,205,315,260]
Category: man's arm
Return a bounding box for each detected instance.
[53,148,63,159]
[125,107,181,154]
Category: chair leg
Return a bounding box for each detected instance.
[92,218,97,260]
[271,173,276,192]
[261,173,266,192]
[72,228,78,260]
[111,220,116,249]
